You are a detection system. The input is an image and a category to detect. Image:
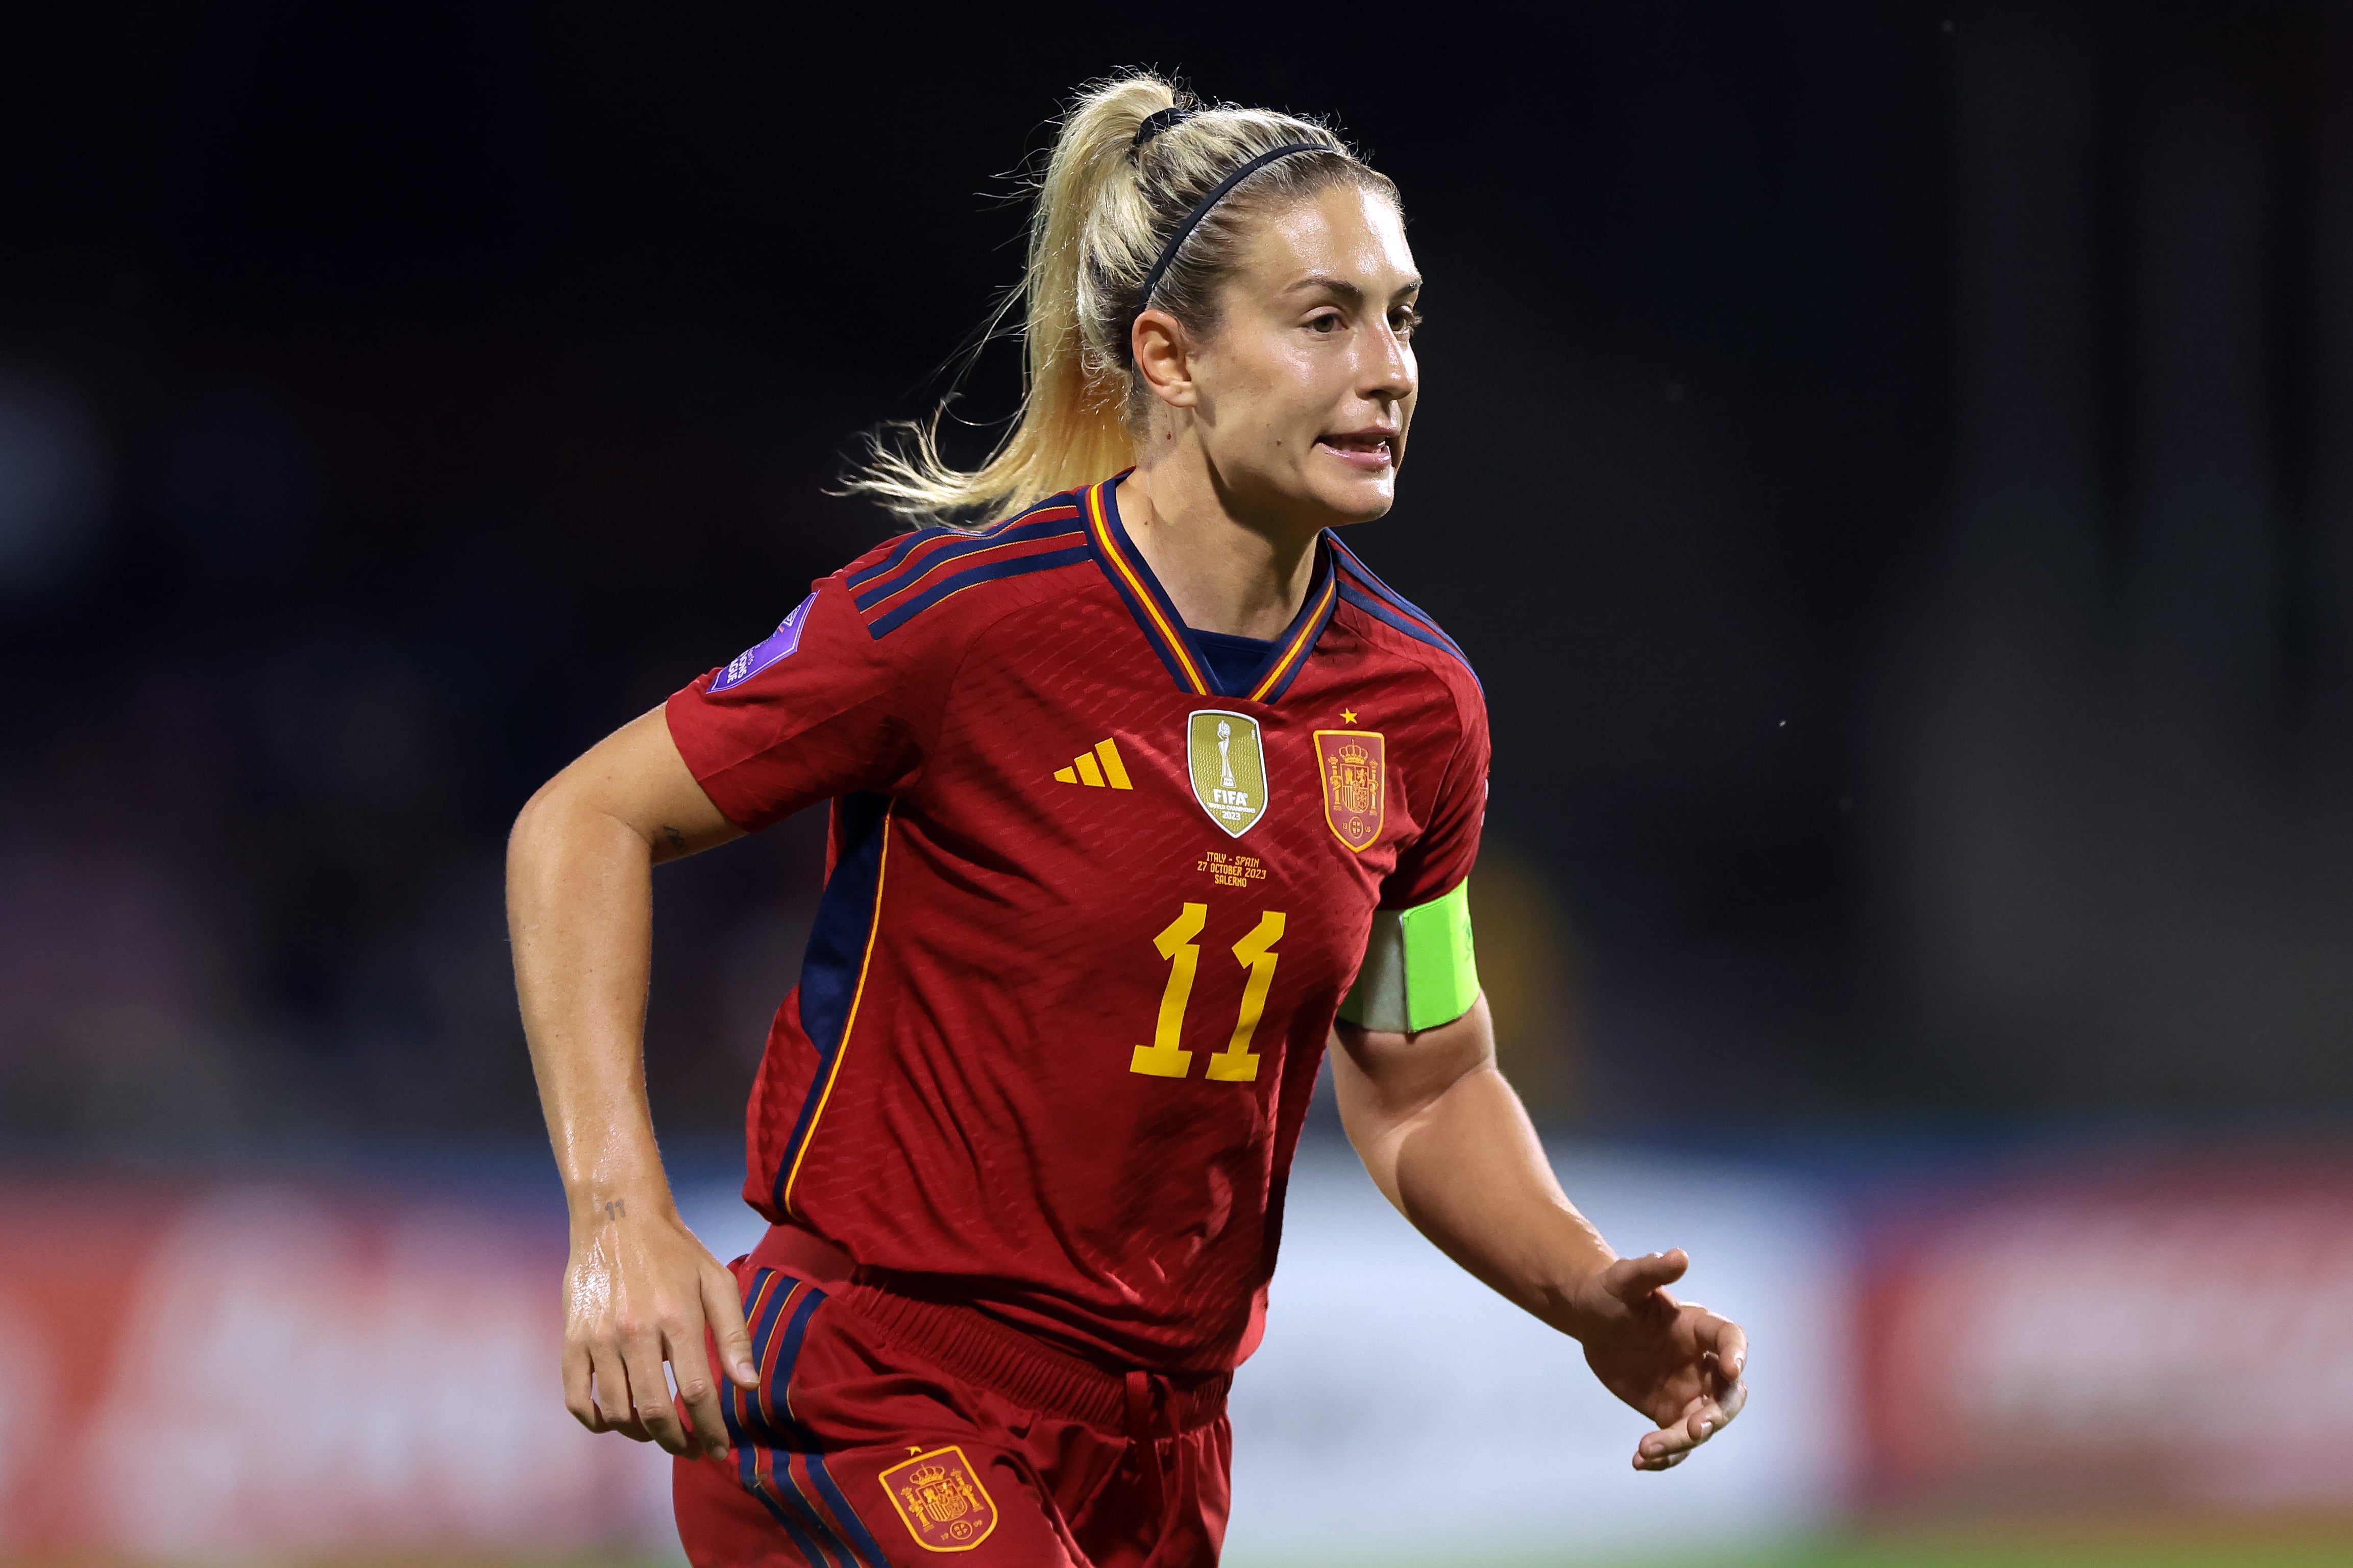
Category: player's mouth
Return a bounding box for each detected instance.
[1316,428,1396,471]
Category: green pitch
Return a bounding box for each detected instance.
[15,1534,2349,1567]
[1723,1539,2353,1568]
[1236,1531,2353,1568]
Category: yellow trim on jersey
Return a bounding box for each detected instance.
[1086,481,1213,695]
[1246,573,1337,702]
[782,803,894,1216]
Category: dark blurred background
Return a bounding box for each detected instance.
[4,1,2349,1149]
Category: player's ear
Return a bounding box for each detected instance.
[1132,309,1199,410]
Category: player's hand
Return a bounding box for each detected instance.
[560,1199,759,1459]
[1571,1249,1748,1472]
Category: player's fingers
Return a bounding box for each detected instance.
[1680,1388,1741,1451]
[1601,1249,1689,1304]
[588,1343,652,1441]
[668,1319,733,1461]
[1705,1317,1749,1384]
[703,1262,759,1390]
[1634,1393,1725,1470]
[620,1328,689,1453]
[1633,1432,1693,1472]
[1634,1421,1693,1467]
[611,1326,687,1457]
[1711,1365,1749,1425]
[562,1339,606,1433]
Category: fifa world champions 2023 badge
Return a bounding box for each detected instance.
[879,1446,998,1552]
[1187,710,1268,837]
[1312,729,1386,852]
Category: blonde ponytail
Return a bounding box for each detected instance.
[847,74,1395,524]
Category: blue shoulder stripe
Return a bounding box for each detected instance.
[844,495,1083,592]
[1332,564,1479,689]
[844,529,940,591]
[864,543,1094,637]
[1329,540,1472,664]
[850,511,1086,612]
[1335,580,1481,688]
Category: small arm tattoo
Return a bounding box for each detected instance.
[660,825,687,856]
[604,1199,626,1220]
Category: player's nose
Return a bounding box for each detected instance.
[1359,321,1415,403]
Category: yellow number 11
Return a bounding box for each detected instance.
[1130,903,1287,1082]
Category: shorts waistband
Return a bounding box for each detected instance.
[748,1224,1229,1434]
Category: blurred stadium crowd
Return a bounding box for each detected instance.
[0,329,848,1140]
[10,4,2353,1141]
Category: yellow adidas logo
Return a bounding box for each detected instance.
[1053,738,1134,790]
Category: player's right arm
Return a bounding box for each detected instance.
[510,562,952,1455]
[506,707,757,1460]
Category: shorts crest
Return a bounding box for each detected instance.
[880,1446,998,1552]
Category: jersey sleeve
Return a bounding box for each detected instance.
[665,552,959,831]
[1380,682,1491,910]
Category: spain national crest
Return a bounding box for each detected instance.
[1187,710,1268,837]
[880,1446,998,1552]
[1313,729,1386,852]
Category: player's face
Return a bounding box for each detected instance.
[1192,183,1419,528]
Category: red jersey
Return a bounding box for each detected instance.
[666,476,1488,1373]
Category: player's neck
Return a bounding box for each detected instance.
[1115,462,1321,642]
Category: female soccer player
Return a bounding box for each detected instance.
[509,75,1747,1567]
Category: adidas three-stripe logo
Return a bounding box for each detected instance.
[1054,738,1133,789]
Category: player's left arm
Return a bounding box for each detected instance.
[1330,994,1749,1472]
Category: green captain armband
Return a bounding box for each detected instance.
[1337,880,1479,1034]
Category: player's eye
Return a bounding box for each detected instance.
[1306,311,1344,335]
[1391,307,1421,339]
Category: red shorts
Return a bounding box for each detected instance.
[674,1228,1232,1568]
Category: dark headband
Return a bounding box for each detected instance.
[1132,141,1333,332]
[1133,105,1194,147]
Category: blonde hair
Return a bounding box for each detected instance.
[848,74,1398,523]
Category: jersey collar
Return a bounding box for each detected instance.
[1082,474,1338,704]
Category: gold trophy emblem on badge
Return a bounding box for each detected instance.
[1187,710,1267,836]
